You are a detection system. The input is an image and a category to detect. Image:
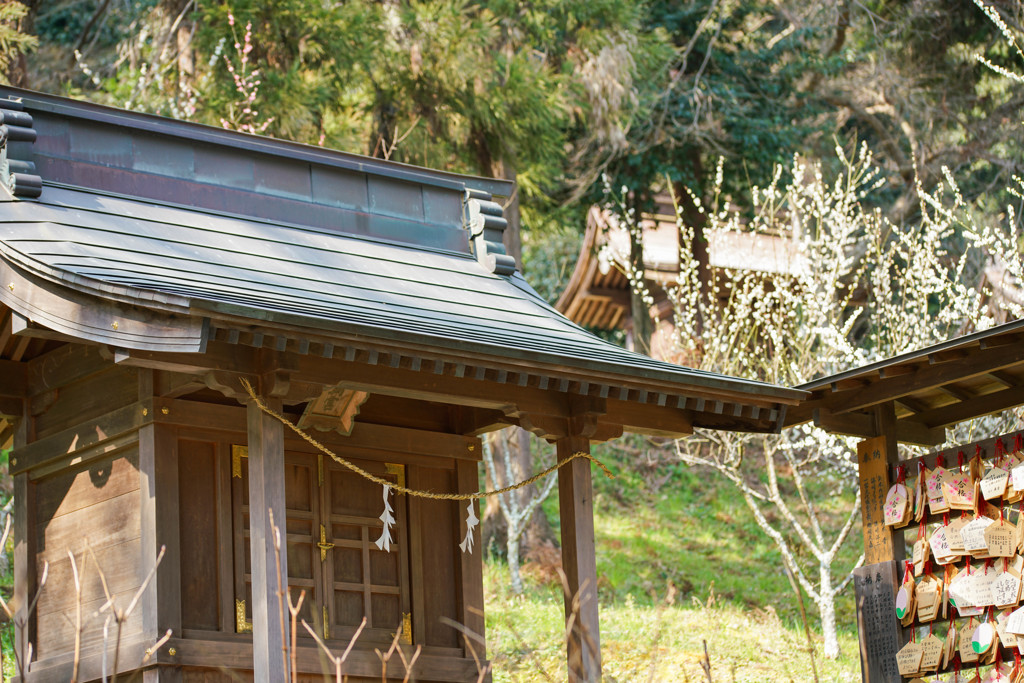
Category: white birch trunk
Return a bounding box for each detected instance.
[819,559,839,659]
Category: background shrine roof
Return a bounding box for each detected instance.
[0,87,804,430]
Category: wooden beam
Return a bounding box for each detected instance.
[811,409,945,446]
[246,396,288,683]
[827,341,1024,415]
[915,384,1024,428]
[927,349,969,364]
[936,383,974,402]
[26,342,108,397]
[894,395,929,415]
[580,286,630,308]
[0,359,25,398]
[0,254,204,353]
[556,434,601,682]
[988,369,1019,388]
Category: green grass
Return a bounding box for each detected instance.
[485,438,864,681]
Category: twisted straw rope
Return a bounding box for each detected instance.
[240,378,614,500]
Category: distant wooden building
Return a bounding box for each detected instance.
[556,199,801,362]
[0,89,804,682]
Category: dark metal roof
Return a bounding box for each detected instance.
[0,184,802,406]
[786,319,1024,444]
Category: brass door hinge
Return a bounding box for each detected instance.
[401,612,412,645]
[318,524,334,561]
[235,599,253,634]
[232,445,249,478]
[385,462,406,488]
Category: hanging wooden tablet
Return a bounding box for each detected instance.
[984,466,1012,501]
[988,520,1018,558]
[960,619,982,663]
[997,607,1019,648]
[885,483,910,527]
[975,563,1002,608]
[917,573,943,623]
[950,517,970,555]
[963,517,997,555]
[931,525,958,565]
[914,537,931,576]
[928,466,952,514]
[896,640,925,677]
[941,619,958,668]
[994,569,1022,610]
[914,474,927,523]
[919,633,943,672]
[947,470,976,511]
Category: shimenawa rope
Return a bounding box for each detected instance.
[240,378,614,500]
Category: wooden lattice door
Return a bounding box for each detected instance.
[231,447,411,645]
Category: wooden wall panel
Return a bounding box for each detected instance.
[36,586,143,658]
[179,439,221,632]
[409,466,458,649]
[34,366,139,439]
[33,449,142,659]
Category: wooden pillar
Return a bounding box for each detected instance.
[850,401,904,683]
[556,434,601,682]
[874,401,905,562]
[139,420,182,682]
[247,398,288,683]
[12,398,32,668]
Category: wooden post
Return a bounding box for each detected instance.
[139,420,182,683]
[556,434,601,682]
[247,397,288,683]
[848,401,905,683]
[12,398,32,667]
[873,402,905,562]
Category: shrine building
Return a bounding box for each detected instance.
[0,88,804,682]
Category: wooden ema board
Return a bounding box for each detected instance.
[854,561,902,683]
[858,430,1024,681]
[858,436,894,565]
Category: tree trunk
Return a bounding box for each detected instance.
[673,149,710,337]
[507,532,524,595]
[514,427,556,551]
[628,205,654,356]
[499,161,522,271]
[818,560,840,659]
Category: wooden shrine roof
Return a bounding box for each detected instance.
[0,87,805,436]
[556,199,802,329]
[783,318,1024,445]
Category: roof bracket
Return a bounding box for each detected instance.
[464,188,515,275]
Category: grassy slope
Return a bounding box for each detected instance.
[485,440,864,682]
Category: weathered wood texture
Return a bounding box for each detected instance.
[556,435,601,682]
[408,465,459,650]
[33,449,143,659]
[853,561,901,683]
[245,398,289,683]
[179,439,222,632]
[33,365,138,440]
[856,436,893,566]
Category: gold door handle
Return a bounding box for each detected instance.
[318,524,334,561]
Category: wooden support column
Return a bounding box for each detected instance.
[246,397,288,683]
[556,434,601,682]
[851,400,904,683]
[874,401,905,563]
[11,397,32,668]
